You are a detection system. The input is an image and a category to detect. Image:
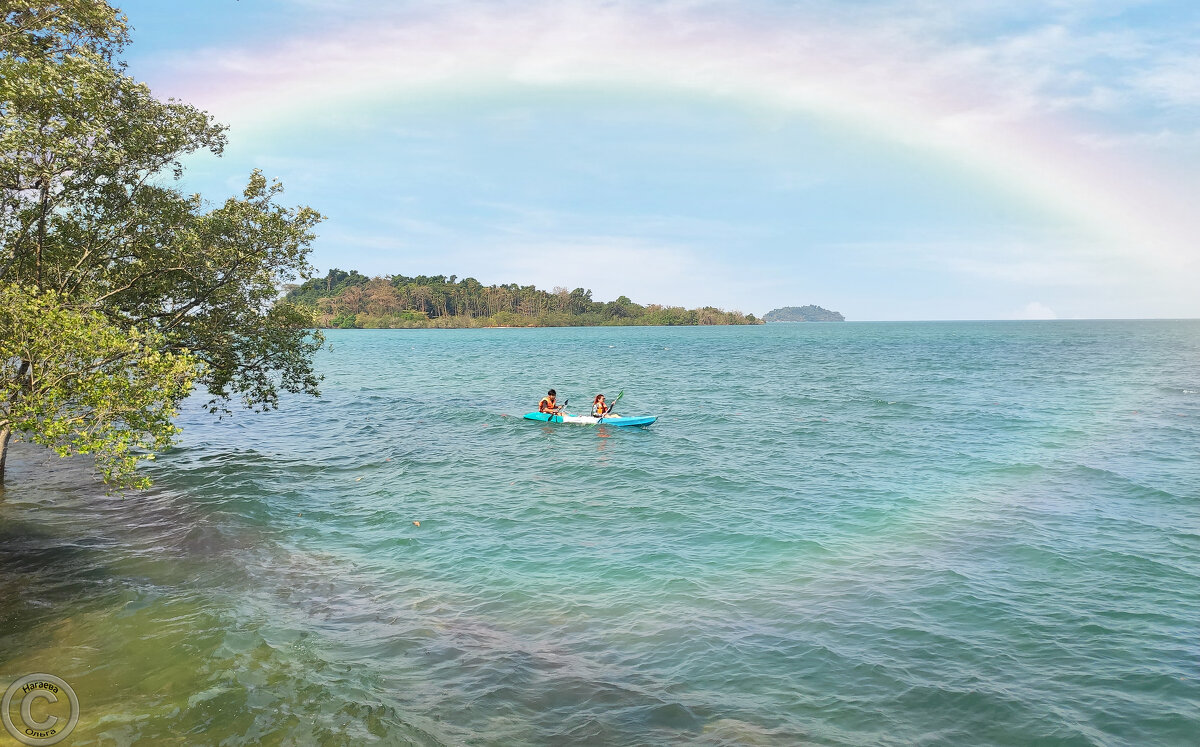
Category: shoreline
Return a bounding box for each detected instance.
[310,320,765,330]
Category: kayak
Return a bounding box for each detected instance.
[524,412,658,427]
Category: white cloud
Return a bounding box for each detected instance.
[945,256,1121,286]
[838,235,1136,287]
[170,1,1199,145]
[1016,301,1058,319]
[1131,55,1200,108]
[1074,128,1200,152]
[445,235,730,308]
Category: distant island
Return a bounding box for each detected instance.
[763,305,845,322]
[284,269,762,328]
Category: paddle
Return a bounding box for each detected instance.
[556,398,567,423]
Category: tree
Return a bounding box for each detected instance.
[0,286,196,486]
[363,277,399,315]
[0,2,325,488]
[567,287,593,315]
[284,267,368,306]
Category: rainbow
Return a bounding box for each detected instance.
[166,2,1197,275]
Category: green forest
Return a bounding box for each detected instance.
[285,270,762,328]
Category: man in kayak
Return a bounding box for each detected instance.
[539,389,564,415]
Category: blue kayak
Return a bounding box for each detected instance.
[524,412,658,427]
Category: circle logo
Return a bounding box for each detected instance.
[2,674,79,746]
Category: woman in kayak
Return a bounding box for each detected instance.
[592,394,612,418]
[539,389,564,415]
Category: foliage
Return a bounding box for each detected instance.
[1,1,128,62]
[287,270,761,328]
[762,305,845,322]
[283,267,369,307]
[0,286,196,488]
[0,1,325,487]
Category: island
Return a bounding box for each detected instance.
[284,269,763,328]
[763,305,845,322]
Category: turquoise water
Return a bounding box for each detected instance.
[2,321,1198,744]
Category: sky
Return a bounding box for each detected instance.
[114,0,1200,320]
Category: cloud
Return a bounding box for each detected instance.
[1131,55,1200,108]
[834,235,1136,287]
[162,1,1200,147]
[945,255,1122,286]
[1016,301,1058,319]
[1074,128,1200,152]
[445,235,734,308]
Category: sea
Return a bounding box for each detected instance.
[1,321,1198,745]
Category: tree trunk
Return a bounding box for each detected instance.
[36,179,49,290]
[2,361,29,486]
[0,425,11,485]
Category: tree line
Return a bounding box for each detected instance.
[285,269,762,328]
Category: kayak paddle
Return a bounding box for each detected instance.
[603,390,623,419]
